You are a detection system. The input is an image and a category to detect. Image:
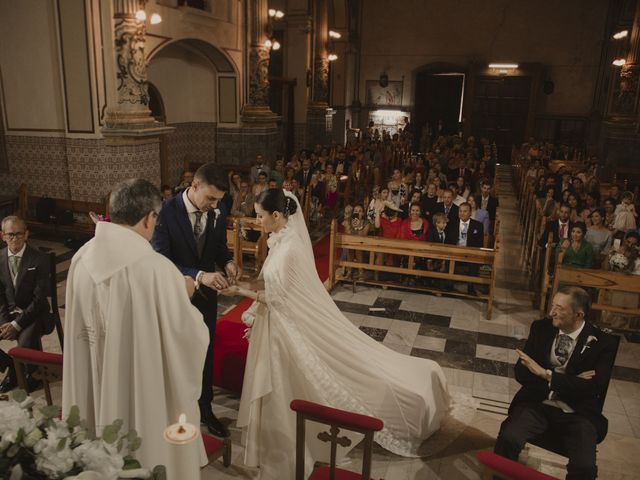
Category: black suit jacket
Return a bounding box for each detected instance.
[426,228,448,244]
[511,318,618,442]
[0,245,53,333]
[420,196,439,221]
[476,195,499,221]
[445,218,484,247]
[151,193,233,279]
[538,220,572,248]
[433,202,459,222]
[295,169,315,188]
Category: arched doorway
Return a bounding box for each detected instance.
[413,63,466,151]
[147,39,238,186]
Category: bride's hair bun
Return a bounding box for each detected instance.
[256,188,297,218]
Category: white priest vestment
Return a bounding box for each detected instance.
[62,222,208,478]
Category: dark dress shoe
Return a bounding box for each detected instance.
[0,375,17,393]
[200,408,230,438]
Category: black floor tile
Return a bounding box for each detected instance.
[369,297,402,317]
[359,326,387,342]
[445,339,477,357]
[612,365,640,383]
[411,348,475,371]
[333,300,372,315]
[418,324,477,344]
[477,332,525,350]
[395,310,451,326]
[473,357,510,377]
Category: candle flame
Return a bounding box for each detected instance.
[179,413,186,425]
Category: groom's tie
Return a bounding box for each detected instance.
[193,211,203,238]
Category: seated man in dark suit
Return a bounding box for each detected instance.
[475,180,499,232]
[433,188,459,222]
[495,287,618,480]
[446,202,484,294]
[0,216,53,392]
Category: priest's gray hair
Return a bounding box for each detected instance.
[109,179,162,226]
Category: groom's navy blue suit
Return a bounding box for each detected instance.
[151,192,232,408]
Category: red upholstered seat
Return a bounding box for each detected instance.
[212,235,332,395]
[202,433,231,467]
[290,399,384,432]
[309,466,362,480]
[8,347,63,366]
[476,450,559,480]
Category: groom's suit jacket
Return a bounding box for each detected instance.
[151,193,233,326]
[511,318,618,442]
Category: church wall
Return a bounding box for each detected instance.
[0,1,66,132]
[358,0,608,117]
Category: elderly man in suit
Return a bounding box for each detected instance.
[494,287,618,480]
[0,215,53,392]
[446,202,484,248]
[152,163,240,438]
[433,188,459,222]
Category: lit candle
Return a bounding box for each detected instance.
[164,414,201,479]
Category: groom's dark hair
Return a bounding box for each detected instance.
[194,162,229,191]
[110,179,161,226]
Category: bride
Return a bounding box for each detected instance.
[221,188,449,479]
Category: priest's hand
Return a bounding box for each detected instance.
[0,323,18,340]
[515,349,546,379]
[201,272,230,291]
[184,276,195,298]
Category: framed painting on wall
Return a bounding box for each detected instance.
[366,80,403,106]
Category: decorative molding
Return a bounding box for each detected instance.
[248,45,270,107]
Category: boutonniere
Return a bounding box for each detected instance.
[580,335,598,354]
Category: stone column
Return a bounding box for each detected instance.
[221,0,280,165]
[103,0,166,134]
[610,1,640,119]
[306,0,331,147]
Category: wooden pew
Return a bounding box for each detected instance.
[226,216,268,274]
[328,219,499,319]
[18,183,108,239]
[550,266,640,331]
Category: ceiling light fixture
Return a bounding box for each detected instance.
[612,58,626,66]
[488,63,518,69]
[329,30,341,39]
[613,30,629,40]
[328,53,338,61]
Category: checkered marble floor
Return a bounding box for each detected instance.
[4,167,640,479]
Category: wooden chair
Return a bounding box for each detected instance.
[290,399,383,480]
[476,450,559,480]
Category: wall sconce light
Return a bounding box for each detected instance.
[613,30,629,40]
[489,63,518,75]
[265,7,284,50]
[612,58,626,66]
[328,53,338,61]
[135,4,162,25]
[329,30,341,39]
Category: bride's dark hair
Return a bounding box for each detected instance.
[256,188,298,218]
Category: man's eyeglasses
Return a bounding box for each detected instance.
[3,232,25,239]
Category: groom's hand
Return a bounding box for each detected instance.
[225,261,241,284]
[201,272,230,291]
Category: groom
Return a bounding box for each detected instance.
[152,162,239,438]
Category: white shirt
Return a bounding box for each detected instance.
[558,219,569,239]
[7,243,27,332]
[544,321,586,413]
[458,220,470,246]
[182,189,208,231]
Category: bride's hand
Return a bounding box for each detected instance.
[220,285,241,296]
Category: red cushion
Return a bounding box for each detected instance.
[476,451,559,480]
[290,400,383,432]
[212,234,332,396]
[8,347,63,366]
[309,466,361,480]
[202,433,225,456]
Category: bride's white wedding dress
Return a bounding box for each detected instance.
[237,192,450,479]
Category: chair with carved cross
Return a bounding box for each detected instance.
[290,399,383,480]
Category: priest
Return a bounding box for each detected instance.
[62,179,208,478]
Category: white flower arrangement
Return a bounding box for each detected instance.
[0,390,165,480]
[609,252,630,272]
